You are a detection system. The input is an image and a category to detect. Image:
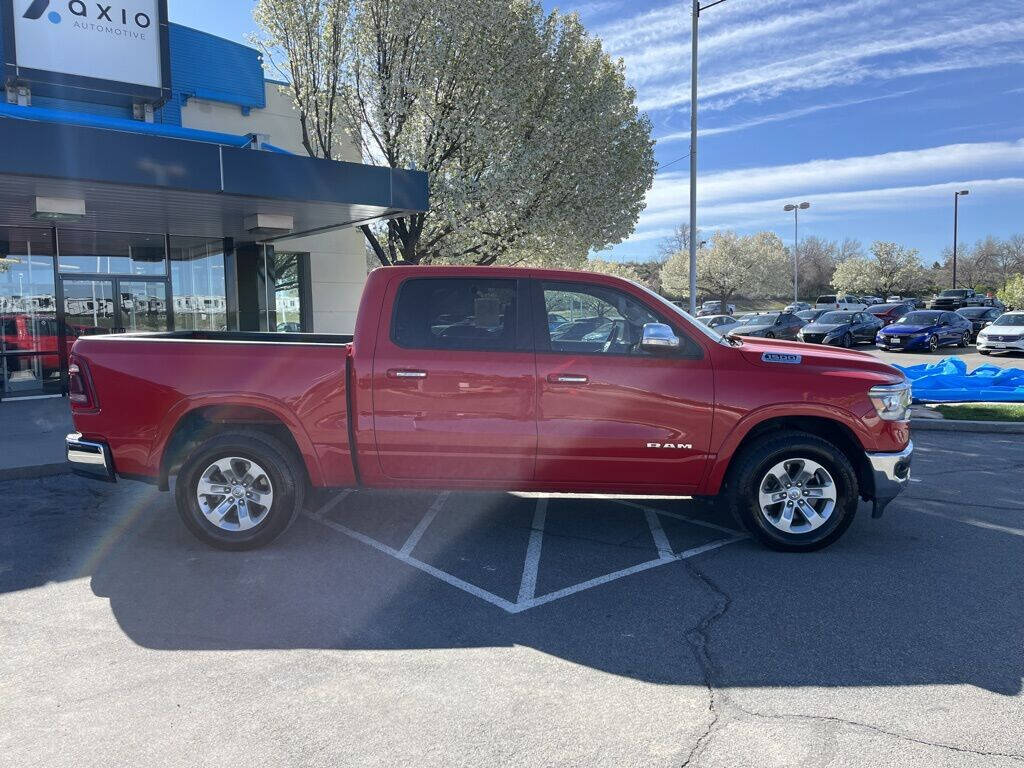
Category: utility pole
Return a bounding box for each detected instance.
[952,189,969,288]
[784,202,810,303]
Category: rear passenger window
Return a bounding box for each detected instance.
[392,278,517,351]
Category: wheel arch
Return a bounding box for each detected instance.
[704,411,873,501]
[155,399,320,491]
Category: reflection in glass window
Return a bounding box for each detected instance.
[170,237,229,331]
[393,278,517,350]
[542,282,661,356]
[58,230,167,276]
[0,227,61,396]
[269,251,305,332]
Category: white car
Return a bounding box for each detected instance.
[976,312,1024,354]
[814,294,869,312]
[698,313,742,336]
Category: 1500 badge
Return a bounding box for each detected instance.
[761,352,802,364]
[647,442,693,449]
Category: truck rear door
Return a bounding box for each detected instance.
[531,279,713,490]
[371,275,537,482]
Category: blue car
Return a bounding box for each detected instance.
[875,310,973,352]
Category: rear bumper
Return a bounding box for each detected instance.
[865,440,912,517]
[66,433,116,483]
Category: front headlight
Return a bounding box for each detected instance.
[869,381,912,421]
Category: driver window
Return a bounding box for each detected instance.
[541,282,661,356]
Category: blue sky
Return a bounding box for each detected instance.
[170,0,1024,265]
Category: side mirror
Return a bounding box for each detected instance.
[640,322,680,352]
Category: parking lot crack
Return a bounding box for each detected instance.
[728,707,1024,762]
[678,558,733,767]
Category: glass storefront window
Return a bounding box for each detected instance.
[0,227,61,397]
[58,230,167,276]
[269,251,306,332]
[170,237,230,331]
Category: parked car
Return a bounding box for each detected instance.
[886,295,903,303]
[866,302,912,326]
[697,313,742,336]
[797,311,883,347]
[976,311,1024,355]
[929,288,986,311]
[875,310,972,352]
[861,296,884,307]
[783,301,811,313]
[65,266,913,553]
[814,295,869,312]
[696,300,735,317]
[727,311,805,340]
[956,306,1003,340]
[795,308,828,323]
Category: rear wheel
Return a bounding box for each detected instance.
[175,430,306,550]
[927,334,939,352]
[765,331,776,339]
[841,332,853,348]
[958,331,970,348]
[722,431,859,551]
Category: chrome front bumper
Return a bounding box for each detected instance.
[865,439,912,517]
[66,433,116,482]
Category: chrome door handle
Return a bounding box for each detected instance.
[548,373,589,384]
[388,369,428,379]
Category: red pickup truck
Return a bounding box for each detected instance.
[66,266,913,552]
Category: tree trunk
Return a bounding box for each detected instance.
[361,225,392,267]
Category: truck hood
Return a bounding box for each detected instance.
[734,337,903,380]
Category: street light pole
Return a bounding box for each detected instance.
[783,202,810,304]
[688,0,730,316]
[952,189,969,288]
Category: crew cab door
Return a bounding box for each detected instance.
[531,279,714,491]
[372,276,537,482]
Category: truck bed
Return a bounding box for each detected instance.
[116,330,354,345]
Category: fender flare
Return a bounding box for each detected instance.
[149,393,325,488]
[700,403,870,495]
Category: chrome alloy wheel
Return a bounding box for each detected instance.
[196,457,274,532]
[757,458,837,534]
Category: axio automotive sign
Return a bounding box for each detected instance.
[10,0,163,89]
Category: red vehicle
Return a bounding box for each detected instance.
[66,267,913,552]
[1,313,103,375]
[866,302,912,326]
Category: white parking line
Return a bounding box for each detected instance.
[516,498,548,603]
[645,508,675,560]
[399,492,450,556]
[304,492,744,614]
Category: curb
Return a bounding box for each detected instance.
[0,463,71,482]
[910,418,1024,434]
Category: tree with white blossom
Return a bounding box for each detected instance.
[660,231,789,305]
[253,0,656,267]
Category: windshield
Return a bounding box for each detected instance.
[991,313,1024,327]
[816,311,855,324]
[816,295,836,303]
[701,301,721,308]
[796,309,825,320]
[736,313,778,325]
[868,304,902,312]
[939,290,968,297]
[895,311,942,325]
[957,307,990,318]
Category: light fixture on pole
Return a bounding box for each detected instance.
[688,0,731,315]
[952,189,969,288]
[783,202,810,303]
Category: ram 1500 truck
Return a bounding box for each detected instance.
[66,266,913,552]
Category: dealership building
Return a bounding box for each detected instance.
[0,0,427,401]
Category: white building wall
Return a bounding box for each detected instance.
[181,81,368,334]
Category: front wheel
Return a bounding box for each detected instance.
[765,331,776,339]
[979,350,991,356]
[175,429,307,550]
[722,431,859,551]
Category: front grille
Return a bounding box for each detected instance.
[989,335,1022,342]
[801,334,824,343]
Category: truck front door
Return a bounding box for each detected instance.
[372,276,537,482]
[532,280,714,491]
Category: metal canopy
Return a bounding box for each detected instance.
[0,115,428,240]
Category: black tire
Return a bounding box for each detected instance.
[721,430,859,552]
[841,332,853,348]
[979,350,991,356]
[958,331,969,348]
[765,331,776,339]
[174,429,307,550]
[927,335,939,352]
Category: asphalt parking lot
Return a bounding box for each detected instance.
[866,344,1024,370]
[2,430,1023,767]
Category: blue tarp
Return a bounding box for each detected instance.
[893,357,1024,403]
